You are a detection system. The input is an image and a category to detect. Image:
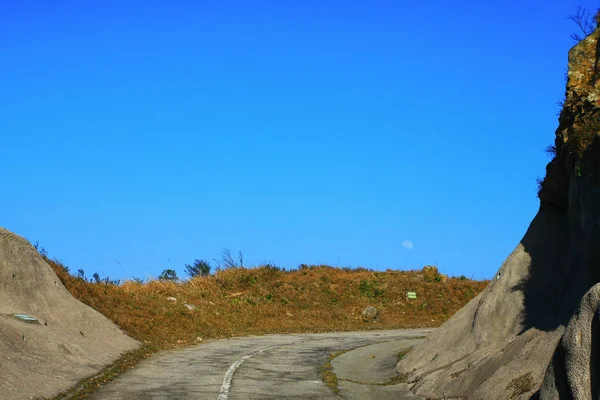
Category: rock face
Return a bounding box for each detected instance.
[0,228,139,400]
[540,283,600,399]
[396,23,600,400]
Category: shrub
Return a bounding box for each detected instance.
[185,259,211,278]
[259,262,281,272]
[77,269,86,281]
[158,269,178,281]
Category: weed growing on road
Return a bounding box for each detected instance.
[321,350,348,394]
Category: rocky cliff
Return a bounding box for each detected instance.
[396,20,600,400]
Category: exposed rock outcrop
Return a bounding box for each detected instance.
[540,283,600,399]
[0,228,139,400]
[396,21,600,400]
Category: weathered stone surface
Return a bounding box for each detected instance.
[397,210,568,399]
[397,23,600,400]
[540,283,600,399]
[0,228,139,400]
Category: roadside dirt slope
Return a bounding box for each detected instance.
[0,228,139,400]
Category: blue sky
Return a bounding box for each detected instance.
[1,1,594,281]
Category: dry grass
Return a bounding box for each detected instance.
[46,259,487,349]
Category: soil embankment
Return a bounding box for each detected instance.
[0,228,139,400]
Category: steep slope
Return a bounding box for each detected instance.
[396,23,600,400]
[0,228,139,400]
[540,282,600,399]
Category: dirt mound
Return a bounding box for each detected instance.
[0,228,139,400]
[397,24,600,400]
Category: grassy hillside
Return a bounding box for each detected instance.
[45,258,487,348]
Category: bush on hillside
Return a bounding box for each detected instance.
[185,259,211,278]
[158,269,178,281]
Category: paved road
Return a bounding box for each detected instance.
[88,329,431,400]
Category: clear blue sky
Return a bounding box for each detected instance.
[1,1,594,281]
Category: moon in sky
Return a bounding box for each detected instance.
[402,240,413,250]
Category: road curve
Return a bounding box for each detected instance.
[88,329,431,400]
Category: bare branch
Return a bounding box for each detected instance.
[568,5,598,42]
[222,248,238,269]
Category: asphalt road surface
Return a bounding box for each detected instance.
[88,328,432,400]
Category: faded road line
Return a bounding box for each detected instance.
[218,345,279,400]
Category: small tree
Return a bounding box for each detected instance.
[185,259,211,278]
[158,269,178,281]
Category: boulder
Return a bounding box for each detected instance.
[0,228,139,400]
[362,306,379,321]
[421,265,438,281]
